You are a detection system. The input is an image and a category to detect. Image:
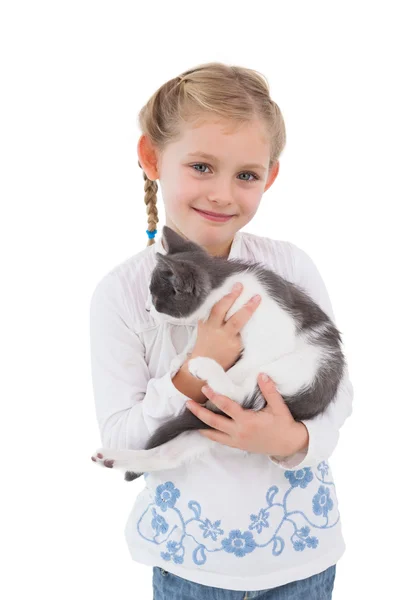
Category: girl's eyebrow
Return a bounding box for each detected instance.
[186,151,267,172]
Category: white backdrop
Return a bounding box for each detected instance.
[1,1,399,598]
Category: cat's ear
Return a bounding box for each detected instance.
[162,225,204,255]
[155,253,175,271]
[155,253,181,283]
[155,253,197,294]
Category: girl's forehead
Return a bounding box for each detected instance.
[172,118,271,160]
[183,115,266,135]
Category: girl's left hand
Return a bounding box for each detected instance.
[185,374,309,458]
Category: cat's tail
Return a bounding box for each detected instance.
[144,407,212,450]
[124,408,213,482]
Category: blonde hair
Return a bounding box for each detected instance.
[137,62,287,247]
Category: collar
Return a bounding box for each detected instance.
[145,231,243,321]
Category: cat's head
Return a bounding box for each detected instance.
[149,226,213,318]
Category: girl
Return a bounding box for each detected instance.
[90,62,353,599]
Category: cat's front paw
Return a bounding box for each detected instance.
[188,356,223,382]
[187,356,234,397]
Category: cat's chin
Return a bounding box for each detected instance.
[148,306,166,322]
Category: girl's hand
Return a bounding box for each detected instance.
[185,374,309,458]
[190,282,261,372]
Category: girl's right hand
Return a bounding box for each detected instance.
[190,283,261,371]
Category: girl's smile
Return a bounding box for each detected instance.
[192,207,235,222]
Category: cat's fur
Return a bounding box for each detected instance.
[92,226,345,480]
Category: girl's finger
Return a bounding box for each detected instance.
[224,294,261,335]
[186,400,235,435]
[202,386,243,420]
[257,374,289,413]
[207,283,243,327]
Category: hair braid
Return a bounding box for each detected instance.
[138,160,159,246]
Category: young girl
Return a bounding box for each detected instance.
[90,62,353,599]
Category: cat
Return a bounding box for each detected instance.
[91,225,345,481]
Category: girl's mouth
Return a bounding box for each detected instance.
[192,208,234,222]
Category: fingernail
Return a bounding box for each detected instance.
[261,373,269,382]
[252,295,261,303]
[233,283,243,291]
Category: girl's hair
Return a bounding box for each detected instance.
[137,62,287,247]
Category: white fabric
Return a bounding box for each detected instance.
[89,230,353,591]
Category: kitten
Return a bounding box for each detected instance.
[91,226,345,480]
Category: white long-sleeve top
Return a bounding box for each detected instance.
[89,230,353,592]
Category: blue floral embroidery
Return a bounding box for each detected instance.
[312,486,334,517]
[221,529,256,557]
[284,467,313,488]
[199,518,224,541]
[155,481,180,512]
[317,461,329,478]
[161,540,185,564]
[290,525,319,551]
[306,536,319,548]
[151,508,169,535]
[249,508,270,534]
[136,462,339,566]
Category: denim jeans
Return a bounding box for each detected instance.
[152,564,336,599]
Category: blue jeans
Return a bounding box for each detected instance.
[152,564,336,599]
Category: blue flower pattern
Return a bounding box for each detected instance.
[136,462,339,566]
[249,508,270,534]
[221,530,256,557]
[284,467,313,488]
[312,485,334,517]
[155,481,181,512]
[151,508,169,535]
[199,518,224,541]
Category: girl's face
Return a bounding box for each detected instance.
[140,116,279,257]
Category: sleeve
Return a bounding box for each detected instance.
[89,272,192,450]
[268,244,354,470]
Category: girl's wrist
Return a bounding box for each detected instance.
[171,357,208,403]
[286,421,309,456]
[270,423,309,462]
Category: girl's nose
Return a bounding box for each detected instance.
[206,179,234,205]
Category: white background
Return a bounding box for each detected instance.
[1,1,399,598]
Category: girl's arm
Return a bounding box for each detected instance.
[172,360,208,403]
[89,272,202,450]
[268,244,354,469]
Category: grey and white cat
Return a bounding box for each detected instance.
[92,226,345,480]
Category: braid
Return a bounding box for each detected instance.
[138,160,159,247]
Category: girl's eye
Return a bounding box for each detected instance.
[191,163,259,182]
[192,163,210,174]
[238,172,258,182]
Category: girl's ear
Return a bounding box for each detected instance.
[264,160,280,192]
[137,134,160,180]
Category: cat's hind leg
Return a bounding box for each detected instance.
[91,431,212,478]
